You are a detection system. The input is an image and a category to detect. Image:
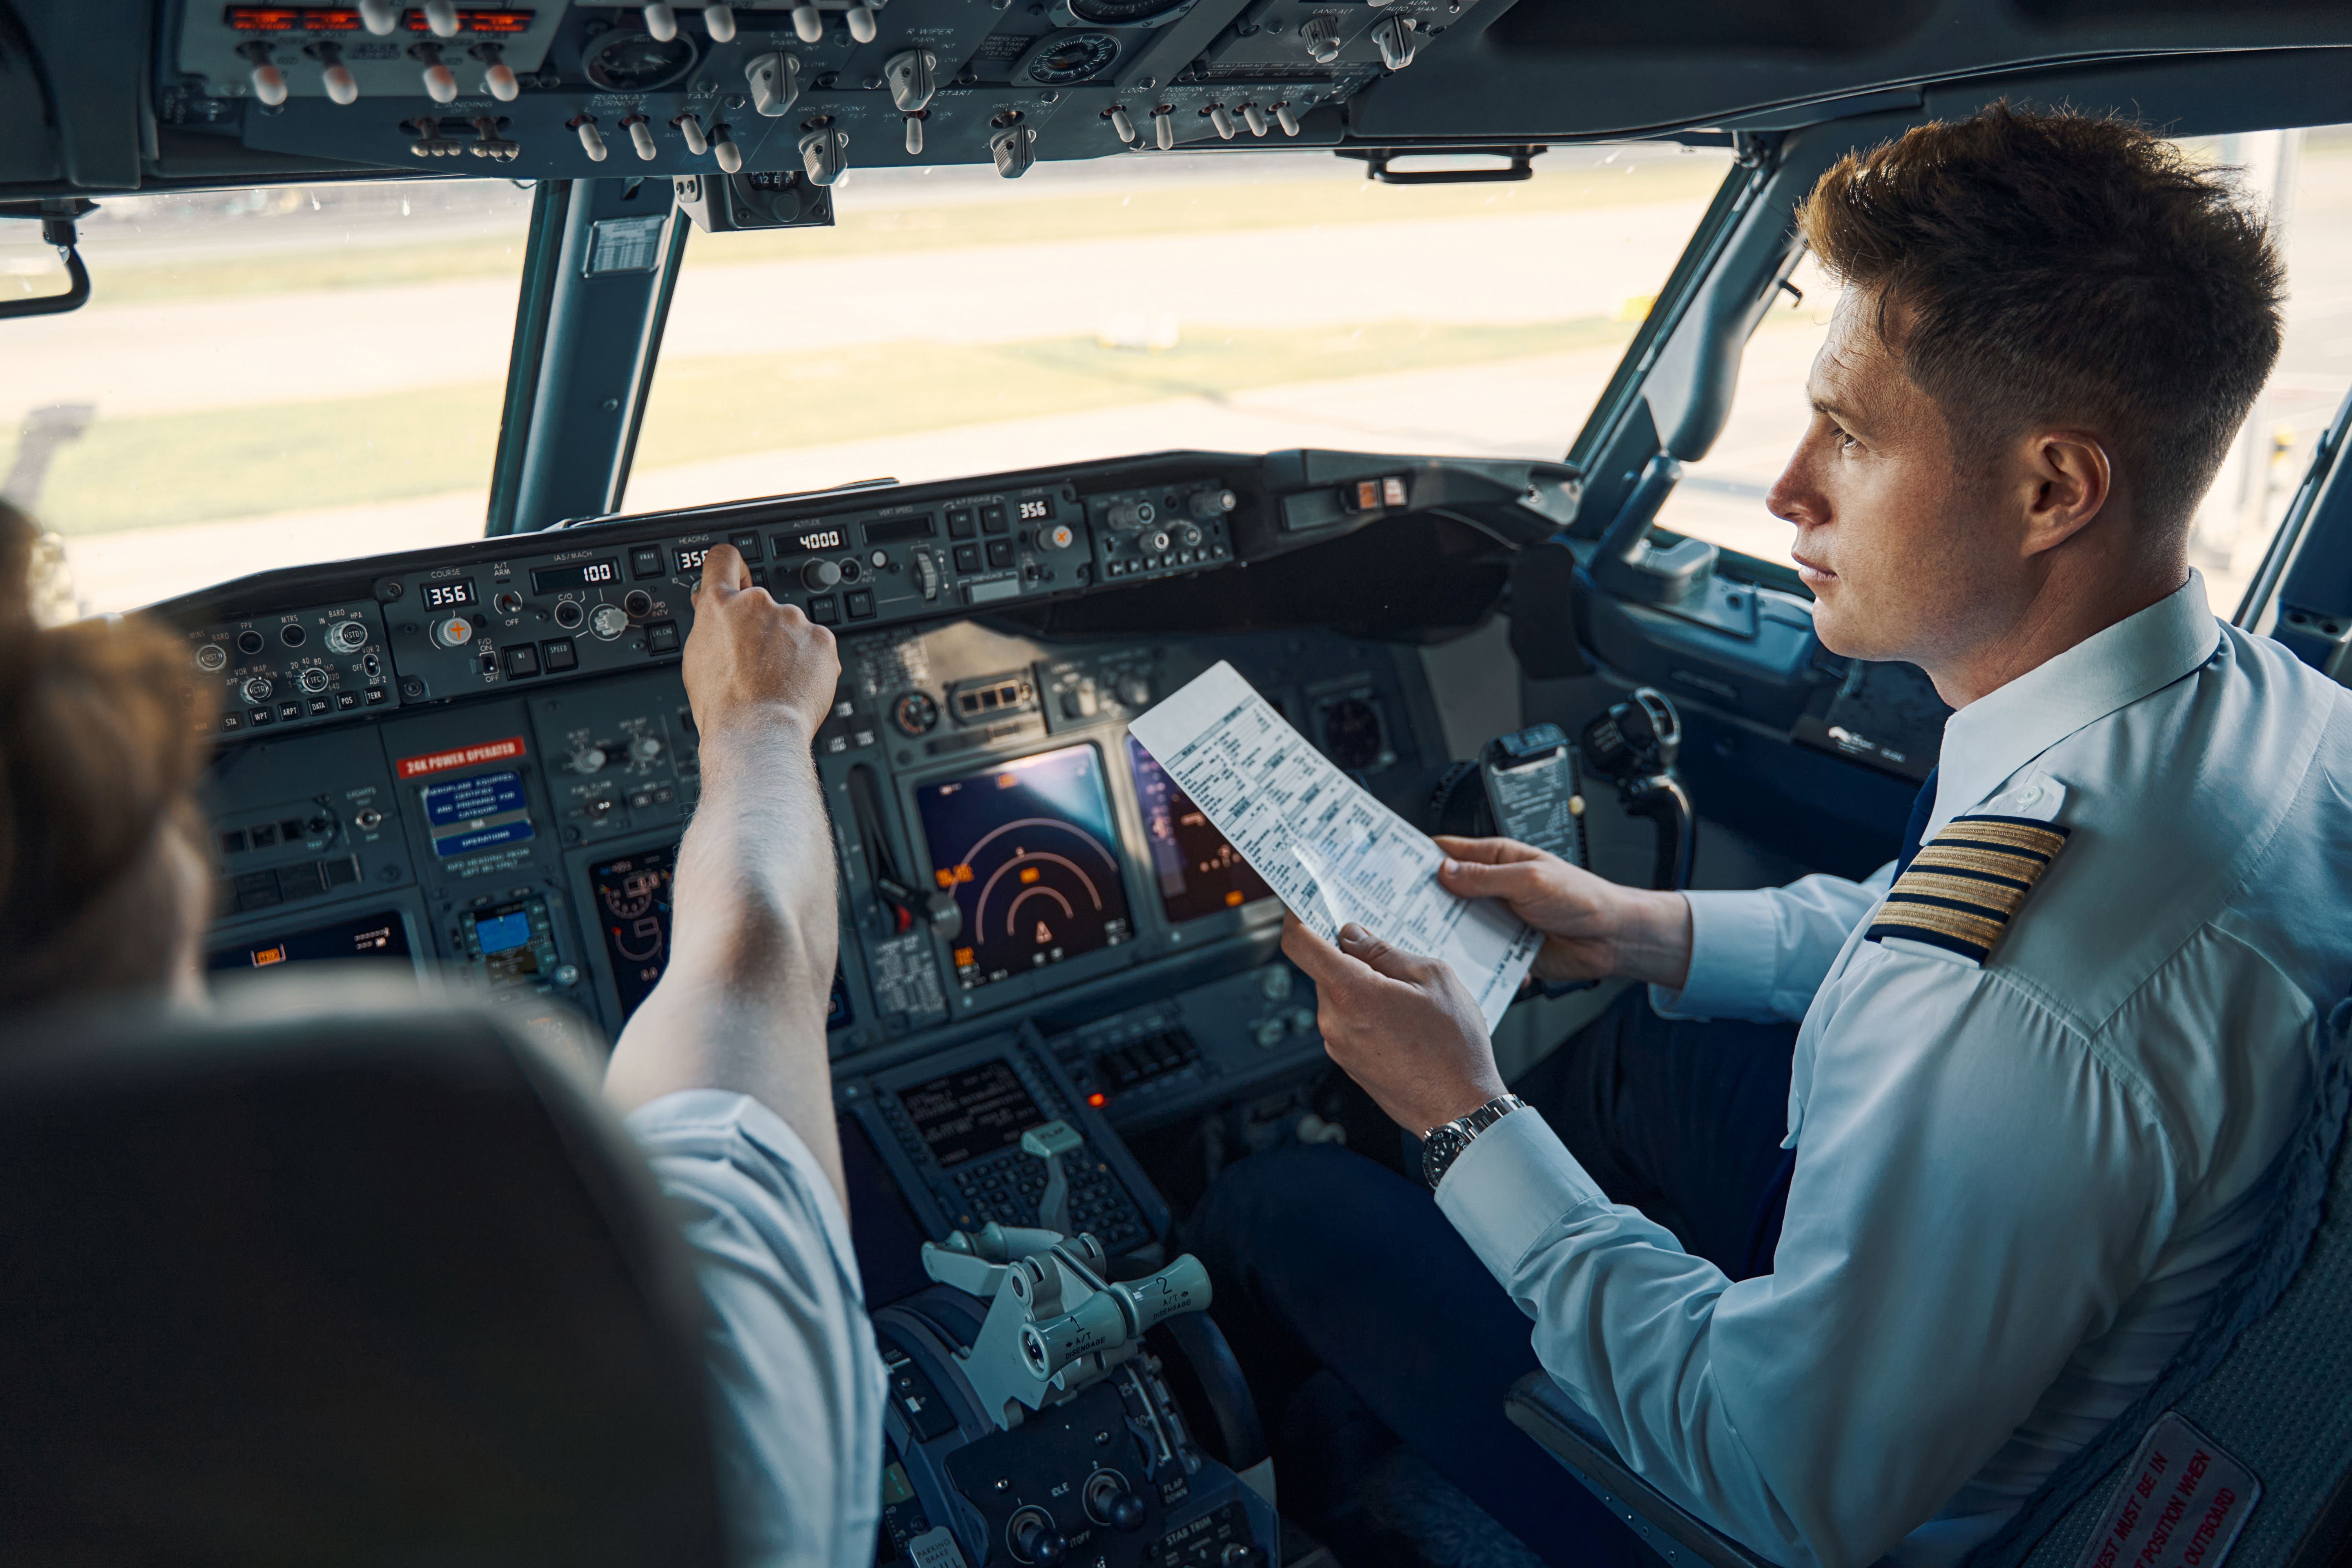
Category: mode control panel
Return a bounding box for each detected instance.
[187,601,393,736]
[1090,480,1237,584]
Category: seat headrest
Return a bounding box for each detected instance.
[0,979,725,1568]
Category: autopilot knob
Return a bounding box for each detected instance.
[801,123,849,185]
[801,558,843,592]
[1299,14,1341,62]
[242,676,274,705]
[1116,673,1152,708]
[630,735,664,764]
[432,615,474,649]
[326,619,370,653]
[1189,486,1237,521]
[572,746,608,774]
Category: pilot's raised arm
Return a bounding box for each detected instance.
[603,544,886,1568]
[1198,107,2352,1568]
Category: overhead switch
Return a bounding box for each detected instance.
[628,116,659,160]
[746,52,801,116]
[704,4,737,40]
[423,0,460,38]
[420,48,459,103]
[1209,103,1234,139]
[991,123,1037,178]
[575,116,609,160]
[1152,107,1174,151]
[904,115,924,155]
[847,3,878,42]
[317,44,358,104]
[1274,102,1300,136]
[884,49,937,113]
[1109,105,1136,143]
[713,126,744,171]
[358,0,399,34]
[791,1,824,42]
[1299,15,1341,62]
[801,124,849,185]
[247,54,288,107]
[644,2,679,40]
[1240,102,1267,137]
[677,112,710,154]
[479,44,520,100]
[1372,14,1417,69]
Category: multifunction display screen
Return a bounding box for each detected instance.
[915,744,1132,990]
[207,909,413,974]
[530,559,619,594]
[1127,736,1273,924]
[896,1058,1047,1169]
[419,578,476,610]
[459,895,552,987]
[590,843,676,1020]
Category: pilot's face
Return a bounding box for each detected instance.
[1766,291,2016,670]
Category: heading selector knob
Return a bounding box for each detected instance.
[242,676,274,704]
[801,559,844,592]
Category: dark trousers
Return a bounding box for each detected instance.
[1187,989,1801,1566]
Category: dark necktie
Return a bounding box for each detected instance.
[1894,765,1939,877]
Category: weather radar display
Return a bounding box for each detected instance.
[916,744,1132,989]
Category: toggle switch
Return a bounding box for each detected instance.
[245,49,288,107]
[1371,14,1417,69]
[712,124,743,171]
[1208,103,1234,139]
[1152,105,1174,150]
[1299,15,1340,62]
[313,42,359,104]
[791,1,823,42]
[418,45,458,103]
[573,116,609,160]
[470,115,520,159]
[1274,101,1300,136]
[1109,105,1136,143]
[800,123,848,185]
[676,112,709,154]
[884,48,936,113]
[476,43,519,100]
[423,0,459,36]
[904,114,924,155]
[409,114,462,156]
[627,116,659,160]
[704,3,737,40]
[644,2,678,40]
[846,1,877,40]
[991,122,1036,178]
[358,0,399,34]
[1240,102,1267,136]
[746,51,800,116]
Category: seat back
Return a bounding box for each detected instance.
[1964,997,2352,1568]
[0,980,725,1568]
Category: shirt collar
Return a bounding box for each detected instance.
[1928,571,2222,832]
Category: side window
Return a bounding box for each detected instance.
[1651,126,2349,619]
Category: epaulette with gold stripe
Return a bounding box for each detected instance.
[1866,814,2071,966]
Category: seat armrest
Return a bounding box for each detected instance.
[1504,1372,1777,1568]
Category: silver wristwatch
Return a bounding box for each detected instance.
[1421,1094,1526,1189]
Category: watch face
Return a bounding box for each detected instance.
[1422,1126,1468,1188]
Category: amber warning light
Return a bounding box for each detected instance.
[1087,1092,1108,1108]
[227,6,534,31]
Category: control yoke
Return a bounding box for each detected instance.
[1579,687,1697,892]
[920,1121,1213,1431]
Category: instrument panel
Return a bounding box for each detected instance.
[173,449,1493,1157]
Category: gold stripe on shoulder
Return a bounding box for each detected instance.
[1868,813,2071,966]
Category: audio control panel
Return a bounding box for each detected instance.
[186,601,394,735]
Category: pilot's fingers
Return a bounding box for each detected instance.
[1280,911,1367,991]
[1336,922,1438,985]
[1432,835,1545,866]
[698,543,751,597]
[1438,851,1556,904]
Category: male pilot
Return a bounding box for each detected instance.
[1194,106,2352,1566]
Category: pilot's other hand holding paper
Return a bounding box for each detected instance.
[1281,911,1506,1134]
[1434,835,1694,992]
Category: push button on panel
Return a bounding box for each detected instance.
[985,539,1014,570]
[946,507,976,539]
[646,620,681,654]
[952,543,980,573]
[845,589,876,620]
[630,546,666,579]
[541,638,578,672]
[980,504,1009,534]
[808,595,840,626]
[502,644,540,679]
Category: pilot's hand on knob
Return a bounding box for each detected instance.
[683,543,840,743]
[1434,835,1693,992]
[1280,912,1504,1135]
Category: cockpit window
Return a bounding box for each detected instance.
[1655,126,2350,616]
[4,180,535,614]
[624,145,1733,513]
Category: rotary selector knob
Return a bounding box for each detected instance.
[590,605,630,641]
[572,746,608,774]
[1142,529,1172,554]
[298,666,332,694]
[801,558,844,592]
[194,643,229,673]
[893,691,940,735]
[911,551,941,600]
[1299,15,1341,62]
[1189,487,1238,521]
[630,735,664,763]
[1117,674,1153,708]
[1040,522,1078,552]
[432,616,474,648]
[242,676,274,704]
[1105,499,1156,530]
[623,589,655,619]
[326,620,370,653]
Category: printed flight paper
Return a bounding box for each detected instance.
[1128,661,1540,1030]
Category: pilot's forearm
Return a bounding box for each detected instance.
[604,715,846,1205]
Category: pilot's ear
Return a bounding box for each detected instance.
[2019,429,2112,556]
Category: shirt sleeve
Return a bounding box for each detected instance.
[627,1090,888,1568]
[1651,863,1896,1024]
[1441,948,2175,1568]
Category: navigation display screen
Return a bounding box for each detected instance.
[208,909,413,975]
[896,1059,1047,1169]
[590,843,676,1020]
[1127,735,1273,924]
[915,744,1132,990]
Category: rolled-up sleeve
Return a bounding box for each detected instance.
[628,1090,887,1568]
[1651,865,1895,1024]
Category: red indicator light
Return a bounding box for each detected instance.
[1087,1092,1108,1108]
[226,6,304,28]
[302,8,363,27]
[405,8,533,30]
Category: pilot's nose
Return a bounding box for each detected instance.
[1766,442,1822,530]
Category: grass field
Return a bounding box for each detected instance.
[69,157,1730,307]
[24,313,1643,535]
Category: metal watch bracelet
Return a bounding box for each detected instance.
[1420,1093,1527,1190]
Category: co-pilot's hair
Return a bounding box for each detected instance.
[1800,103,2285,535]
[0,500,211,1007]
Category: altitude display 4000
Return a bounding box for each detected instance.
[916,744,1132,990]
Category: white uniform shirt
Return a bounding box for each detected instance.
[1438,574,2352,1567]
[628,1090,887,1568]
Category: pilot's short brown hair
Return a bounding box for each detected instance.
[1799,103,2285,534]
